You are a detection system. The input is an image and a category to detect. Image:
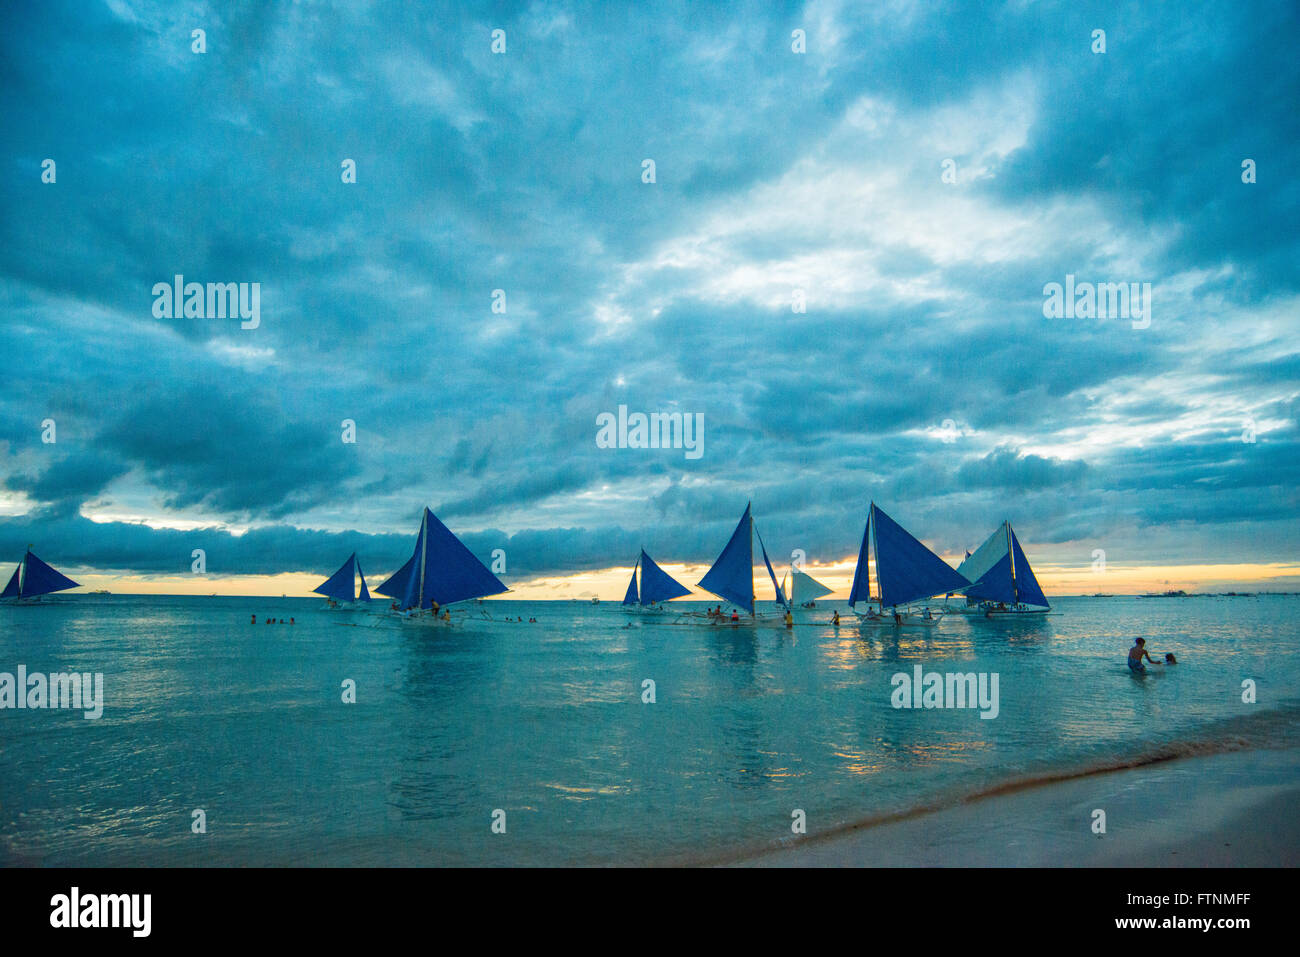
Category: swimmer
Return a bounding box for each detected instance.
[1128,637,1158,673]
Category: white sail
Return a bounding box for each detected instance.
[956,522,1009,586]
[791,568,832,604]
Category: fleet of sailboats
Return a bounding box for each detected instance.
[2,505,1054,628]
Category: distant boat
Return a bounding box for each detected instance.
[313,552,372,609]
[622,549,692,613]
[848,503,968,627]
[790,567,832,607]
[955,521,1050,614]
[1,548,80,603]
[375,507,508,626]
[683,503,790,627]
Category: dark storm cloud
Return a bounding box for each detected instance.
[0,0,1296,581]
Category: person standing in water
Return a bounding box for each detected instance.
[1128,637,1158,673]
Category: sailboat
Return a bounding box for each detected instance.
[790,567,832,607]
[313,552,372,609]
[679,503,791,628]
[954,521,1050,615]
[374,507,508,625]
[848,503,969,627]
[622,549,692,613]
[1,547,80,603]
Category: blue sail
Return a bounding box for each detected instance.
[357,562,371,602]
[1,565,19,598]
[378,508,508,610]
[639,551,691,605]
[622,558,640,605]
[870,504,969,608]
[1010,530,1050,608]
[418,508,508,607]
[19,551,80,598]
[375,552,416,604]
[399,519,428,610]
[847,520,873,608]
[698,505,754,613]
[755,528,789,609]
[313,553,358,602]
[965,552,1017,604]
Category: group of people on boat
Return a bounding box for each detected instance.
[1128,637,1177,673]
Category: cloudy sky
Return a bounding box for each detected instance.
[2,0,1298,596]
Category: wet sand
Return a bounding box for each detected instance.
[737,747,1300,867]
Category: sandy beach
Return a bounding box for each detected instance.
[737,747,1300,867]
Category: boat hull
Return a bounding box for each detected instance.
[854,608,946,629]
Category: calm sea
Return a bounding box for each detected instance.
[2,594,1296,866]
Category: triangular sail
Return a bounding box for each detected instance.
[1,565,20,599]
[847,519,873,608]
[622,556,640,605]
[19,551,80,598]
[698,504,755,614]
[957,523,1008,587]
[869,504,969,608]
[399,517,428,611]
[791,568,832,604]
[378,507,508,610]
[1009,529,1049,608]
[965,552,1017,604]
[376,552,416,603]
[958,522,1048,609]
[639,551,690,605]
[357,561,371,602]
[313,553,358,602]
[755,526,789,610]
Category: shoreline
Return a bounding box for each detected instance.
[732,746,1300,867]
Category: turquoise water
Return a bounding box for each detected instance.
[2,594,1297,866]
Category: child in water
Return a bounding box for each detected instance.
[1128,637,1158,673]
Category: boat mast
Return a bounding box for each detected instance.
[747,503,755,618]
[417,510,428,610]
[870,505,883,611]
[1005,520,1018,606]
